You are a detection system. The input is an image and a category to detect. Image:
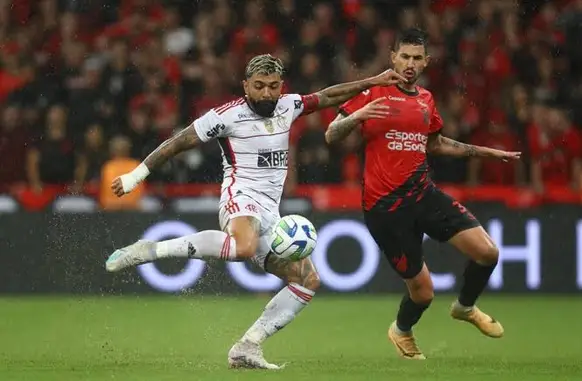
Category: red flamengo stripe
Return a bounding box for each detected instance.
[288,284,313,303]
[221,236,231,260]
[214,98,244,115]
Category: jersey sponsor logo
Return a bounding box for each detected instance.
[385,129,427,153]
[388,96,406,102]
[207,123,226,139]
[238,112,254,119]
[257,149,289,168]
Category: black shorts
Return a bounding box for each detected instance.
[364,187,481,279]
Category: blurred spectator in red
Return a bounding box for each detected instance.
[0,105,29,187]
[468,110,524,186]
[528,105,582,192]
[130,70,177,139]
[231,0,279,62]
[0,44,30,103]
[26,105,75,193]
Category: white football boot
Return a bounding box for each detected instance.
[105,240,156,272]
[228,340,283,370]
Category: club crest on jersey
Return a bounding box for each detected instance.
[417,100,430,125]
[294,100,302,110]
[264,119,274,133]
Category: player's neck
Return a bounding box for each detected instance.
[396,83,419,96]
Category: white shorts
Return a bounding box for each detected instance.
[218,192,281,269]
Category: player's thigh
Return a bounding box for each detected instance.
[219,196,262,258]
[264,254,320,291]
[363,210,425,279]
[448,226,499,265]
[418,189,497,264]
[419,188,480,243]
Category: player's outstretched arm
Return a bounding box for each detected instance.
[426,133,521,161]
[313,70,406,110]
[111,124,202,197]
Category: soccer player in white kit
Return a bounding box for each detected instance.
[105,54,406,369]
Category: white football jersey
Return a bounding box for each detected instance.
[193,94,313,210]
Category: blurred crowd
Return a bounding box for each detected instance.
[1,0,582,201]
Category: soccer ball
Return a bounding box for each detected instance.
[270,214,317,261]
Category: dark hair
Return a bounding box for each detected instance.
[394,28,429,53]
[245,54,284,79]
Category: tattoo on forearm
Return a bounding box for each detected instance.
[326,114,361,143]
[143,125,200,169]
[441,136,477,157]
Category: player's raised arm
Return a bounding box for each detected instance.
[310,69,407,111]
[110,123,202,197]
[111,107,228,197]
[325,97,391,144]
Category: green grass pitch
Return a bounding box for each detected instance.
[0,295,580,381]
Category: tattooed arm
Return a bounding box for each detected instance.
[324,113,362,144]
[111,123,203,197]
[143,125,201,169]
[311,69,406,110]
[426,132,521,161]
[325,97,390,144]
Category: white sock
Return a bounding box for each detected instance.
[454,300,474,312]
[241,283,315,345]
[154,231,236,260]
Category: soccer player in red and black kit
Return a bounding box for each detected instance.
[325,28,521,359]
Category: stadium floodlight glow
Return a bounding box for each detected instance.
[227,261,283,292]
[312,220,380,291]
[138,221,206,292]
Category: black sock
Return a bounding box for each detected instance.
[396,294,431,332]
[458,260,497,307]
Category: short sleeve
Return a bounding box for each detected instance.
[338,89,371,116]
[429,107,444,134]
[192,109,229,142]
[286,93,320,121]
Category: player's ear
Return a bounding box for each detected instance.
[391,51,397,64]
[424,55,431,68]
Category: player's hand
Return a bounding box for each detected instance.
[371,69,408,86]
[353,97,392,121]
[111,173,139,197]
[491,150,522,162]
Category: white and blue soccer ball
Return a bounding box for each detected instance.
[270,214,317,261]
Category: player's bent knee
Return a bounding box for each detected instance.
[475,243,499,266]
[405,265,434,304]
[409,287,434,305]
[234,239,258,259]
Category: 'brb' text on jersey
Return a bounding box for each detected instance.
[193,94,318,209]
[339,85,444,212]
